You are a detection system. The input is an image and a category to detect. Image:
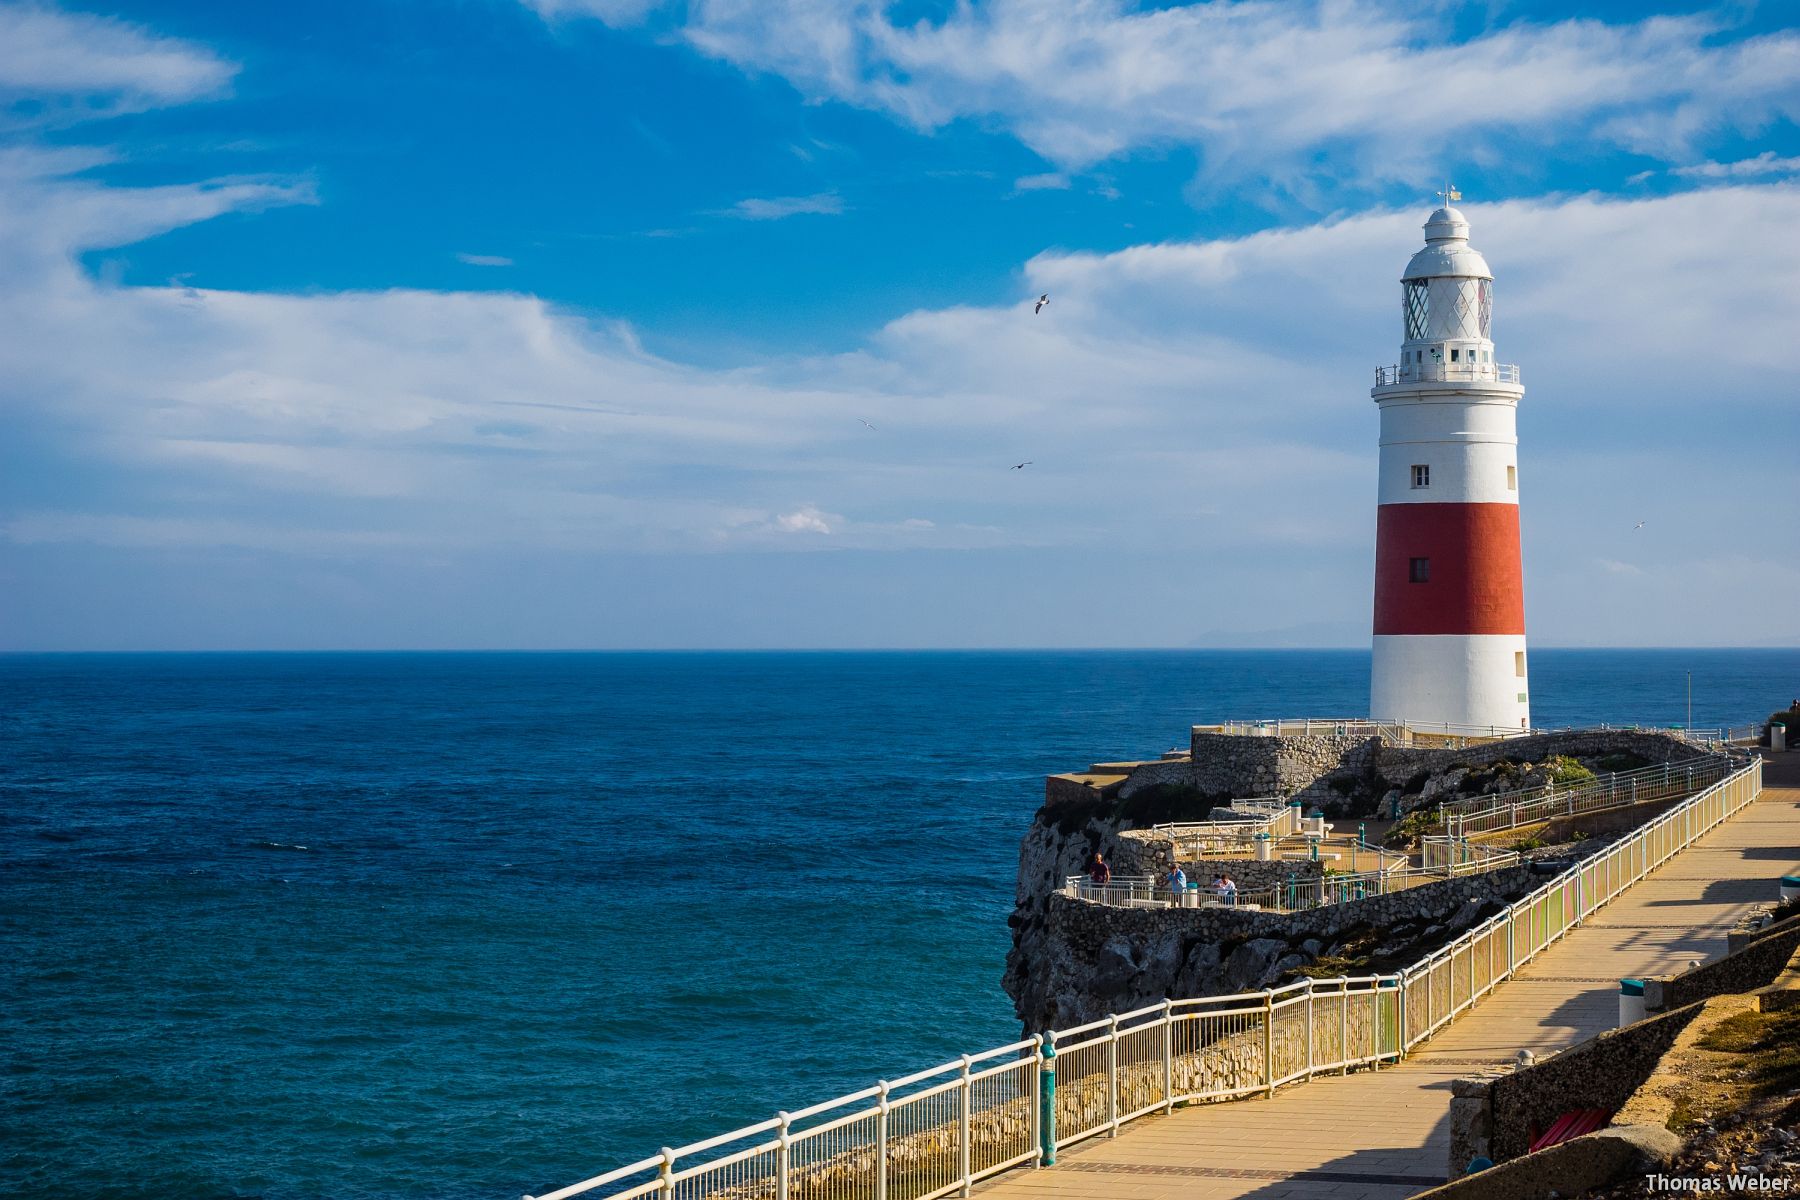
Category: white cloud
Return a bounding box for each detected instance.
[1596,558,1646,576]
[0,3,236,124]
[725,192,844,220]
[521,0,664,25]
[775,506,834,534]
[526,1,1800,181]
[2,145,1796,643]
[455,252,515,266]
[1672,152,1800,179]
[1013,172,1069,191]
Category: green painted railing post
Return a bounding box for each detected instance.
[1037,1033,1057,1166]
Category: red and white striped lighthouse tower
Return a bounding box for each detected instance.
[1369,200,1528,732]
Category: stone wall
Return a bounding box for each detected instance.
[1162,727,1707,816]
[1113,757,1201,799]
[1442,1004,1701,1175]
[1646,920,1800,1013]
[1179,733,1383,800]
[1006,865,1537,1032]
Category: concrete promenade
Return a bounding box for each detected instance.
[976,750,1800,1200]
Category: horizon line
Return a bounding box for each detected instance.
[3,645,1795,656]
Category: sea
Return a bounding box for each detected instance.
[3,648,1796,1200]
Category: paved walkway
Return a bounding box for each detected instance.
[976,751,1800,1200]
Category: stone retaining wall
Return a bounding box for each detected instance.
[1471,1005,1704,1166]
[1009,866,1535,1031]
[1151,728,1709,815]
[1646,920,1800,1013]
[1176,733,1383,800]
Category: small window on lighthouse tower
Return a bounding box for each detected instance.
[1507,465,1517,491]
[1515,651,1526,677]
[1409,557,1430,583]
[1411,465,1430,488]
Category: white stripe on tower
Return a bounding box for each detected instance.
[1369,204,1529,733]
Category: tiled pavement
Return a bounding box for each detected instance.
[974,751,1800,1200]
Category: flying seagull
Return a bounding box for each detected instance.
[1034,293,1049,314]
[1634,521,1646,530]
[1012,461,1033,470]
[859,418,878,431]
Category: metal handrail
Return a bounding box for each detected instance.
[529,758,1763,1200]
[1438,752,1737,837]
[1374,362,1520,386]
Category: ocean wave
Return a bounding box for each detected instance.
[252,840,313,852]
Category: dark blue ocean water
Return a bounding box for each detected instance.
[3,649,1796,1200]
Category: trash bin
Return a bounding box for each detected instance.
[1773,722,1787,753]
[1781,876,1800,904]
[1254,832,1273,862]
[1619,978,1646,1027]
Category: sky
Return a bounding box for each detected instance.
[0,0,1797,651]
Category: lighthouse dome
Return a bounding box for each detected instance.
[1403,205,1492,281]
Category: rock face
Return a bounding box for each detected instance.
[1006,865,1537,1032]
[1004,729,1704,1033]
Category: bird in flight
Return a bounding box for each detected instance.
[1034,293,1049,314]
[1634,521,1646,530]
[859,418,878,431]
[1012,461,1033,470]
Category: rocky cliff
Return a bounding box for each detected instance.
[1003,728,1707,1033]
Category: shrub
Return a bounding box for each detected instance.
[1544,755,1596,786]
[1383,807,1440,849]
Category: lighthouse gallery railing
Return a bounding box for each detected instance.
[526,755,1762,1200]
[1374,362,1520,386]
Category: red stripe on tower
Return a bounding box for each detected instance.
[1373,503,1524,636]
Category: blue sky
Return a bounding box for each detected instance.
[2,0,1797,649]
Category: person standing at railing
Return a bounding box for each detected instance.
[1166,862,1187,901]
[1088,852,1111,889]
[1219,873,1238,905]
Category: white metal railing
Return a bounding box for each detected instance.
[1198,720,1768,750]
[1439,754,1733,837]
[1064,870,1431,914]
[1419,835,1521,875]
[1374,362,1520,386]
[529,758,1763,1200]
[1150,800,1298,853]
[1203,719,1412,741]
[1063,876,1175,908]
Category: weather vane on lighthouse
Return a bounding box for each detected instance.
[1436,183,1462,204]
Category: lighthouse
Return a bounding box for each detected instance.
[1369,202,1528,733]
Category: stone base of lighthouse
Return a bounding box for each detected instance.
[1371,634,1529,732]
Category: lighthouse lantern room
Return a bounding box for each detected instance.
[1369,202,1529,732]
